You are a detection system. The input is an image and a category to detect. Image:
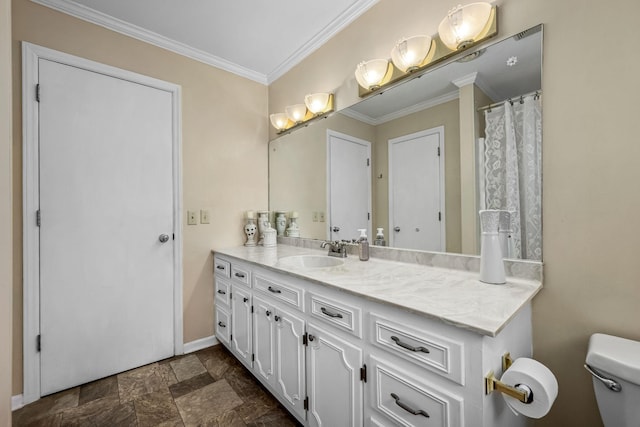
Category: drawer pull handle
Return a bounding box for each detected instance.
[390,393,430,418]
[266,310,271,317]
[217,289,226,295]
[268,286,282,294]
[234,272,246,278]
[274,315,281,322]
[320,307,343,318]
[216,265,226,270]
[218,321,226,328]
[391,336,430,353]
[243,297,249,303]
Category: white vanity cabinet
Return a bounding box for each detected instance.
[213,253,533,427]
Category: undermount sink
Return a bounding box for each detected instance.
[277,255,345,269]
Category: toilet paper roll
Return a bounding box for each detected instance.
[501,357,558,419]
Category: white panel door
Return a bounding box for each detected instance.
[389,127,445,251]
[275,307,306,420]
[39,58,175,395]
[307,323,363,427]
[328,130,371,242]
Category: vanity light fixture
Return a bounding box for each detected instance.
[390,35,433,73]
[285,104,308,124]
[354,59,392,91]
[304,93,331,115]
[438,2,493,50]
[270,93,335,134]
[269,113,290,132]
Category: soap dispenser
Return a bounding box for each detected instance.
[374,228,386,246]
[357,229,369,261]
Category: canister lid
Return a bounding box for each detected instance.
[586,333,640,385]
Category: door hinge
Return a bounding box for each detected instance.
[251,305,254,313]
[230,333,233,341]
[437,146,441,156]
[36,84,40,102]
[36,334,41,352]
[172,233,175,240]
[438,211,442,221]
[367,212,370,220]
[360,364,367,383]
[366,158,370,166]
[36,210,41,227]
[302,332,308,346]
[303,396,309,410]
[229,292,232,300]
[252,353,255,362]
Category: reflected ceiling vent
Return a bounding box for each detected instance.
[457,48,486,63]
[513,25,541,41]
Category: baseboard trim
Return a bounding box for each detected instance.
[12,394,24,411]
[183,335,219,354]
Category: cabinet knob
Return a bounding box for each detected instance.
[218,321,226,328]
[308,334,315,342]
[243,297,249,303]
[266,310,271,317]
[274,315,281,322]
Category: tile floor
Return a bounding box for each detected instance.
[13,345,302,426]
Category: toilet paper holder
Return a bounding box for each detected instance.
[485,353,534,404]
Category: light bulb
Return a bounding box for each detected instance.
[354,59,390,90]
[304,93,330,115]
[438,2,492,50]
[391,35,433,73]
[285,104,307,123]
[269,113,289,131]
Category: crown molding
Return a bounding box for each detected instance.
[341,90,459,126]
[30,0,269,84]
[266,0,379,84]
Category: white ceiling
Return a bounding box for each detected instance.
[32,0,380,84]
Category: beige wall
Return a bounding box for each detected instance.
[374,99,461,253]
[11,0,268,395]
[1,0,13,421]
[269,0,640,426]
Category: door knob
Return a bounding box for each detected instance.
[394,227,401,232]
[332,226,340,232]
[159,234,170,243]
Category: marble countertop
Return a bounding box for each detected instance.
[213,244,542,337]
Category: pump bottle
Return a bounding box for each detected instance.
[357,229,369,261]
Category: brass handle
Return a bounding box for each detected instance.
[268,286,281,294]
[217,290,226,295]
[391,336,430,353]
[390,393,429,418]
[320,307,343,318]
[218,321,226,328]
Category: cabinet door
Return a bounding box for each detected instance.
[252,295,276,387]
[275,307,307,420]
[307,323,363,427]
[230,284,252,367]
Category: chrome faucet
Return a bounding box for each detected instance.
[321,240,348,258]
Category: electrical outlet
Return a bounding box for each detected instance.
[312,212,318,222]
[187,210,198,225]
[319,211,325,222]
[200,209,210,224]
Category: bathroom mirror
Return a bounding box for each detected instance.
[269,24,543,260]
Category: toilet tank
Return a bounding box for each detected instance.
[586,333,640,427]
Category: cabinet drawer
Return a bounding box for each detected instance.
[230,264,251,287]
[370,356,463,427]
[215,304,231,346]
[254,274,303,310]
[215,278,231,308]
[213,258,230,278]
[370,313,464,385]
[308,292,361,338]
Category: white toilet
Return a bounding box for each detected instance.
[585,333,640,427]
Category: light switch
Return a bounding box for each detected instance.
[312,212,318,222]
[200,209,211,224]
[187,211,198,225]
[319,211,325,222]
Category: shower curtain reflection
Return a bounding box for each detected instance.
[480,94,542,260]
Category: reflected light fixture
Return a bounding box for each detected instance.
[438,2,493,50]
[304,93,331,115]
[354,59,391,91]
[285,104,308,123]
[269,113,289,132]
[391,35,433,73]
